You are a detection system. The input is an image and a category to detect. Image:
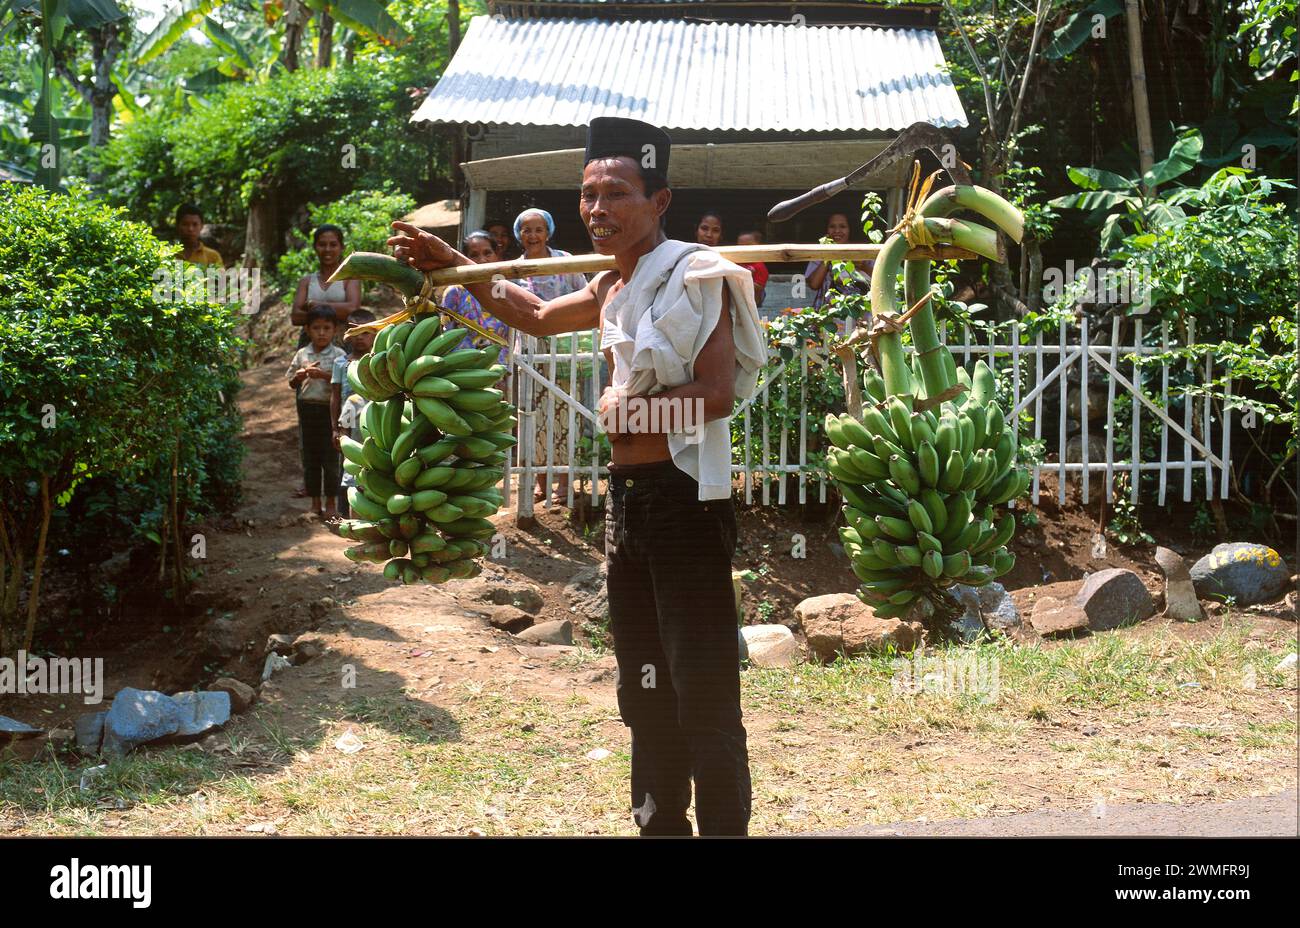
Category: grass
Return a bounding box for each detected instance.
[1,620,1294,835]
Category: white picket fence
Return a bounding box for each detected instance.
[496,316,1233,516]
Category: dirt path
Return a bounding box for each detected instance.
[198,360,619,707]
[818,791,1299,836]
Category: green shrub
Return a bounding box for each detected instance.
[0,183,245,653]
[1114,170,1298,510]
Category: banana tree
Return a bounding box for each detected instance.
[824,171,1032,637]
[135,0,407,72]
[1049,128,1206,252]
[0,0,128,186]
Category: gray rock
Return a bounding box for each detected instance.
[796,593,923,662]
[1155,546,1203,621]
[1191,543,1291,606]
[261,652,292,682]
[737,627,749,665]
[464,576,546,614]
[741,624,798,668]
[951,582,1022,640]
[487,604,534,632]
[1075,568,1155,630]
[1029,596,1090,638]
[291,636,325,664]
[1155,546,1191,580]
[204,615,245,658]
[171,691,232,738]
[0,715,41,739]
[978,583,1023,631]
[1065,433,1107,464]
[211,678,256,713]
[514,619,574,646]
[949,586,987,642]
[101,688,183,757]
[74,712,106,752]
[266,633,296,656]
[563,563,609,624]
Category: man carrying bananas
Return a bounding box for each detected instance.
[388,116,768,836]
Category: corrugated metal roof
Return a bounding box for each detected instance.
[413,16,967,132]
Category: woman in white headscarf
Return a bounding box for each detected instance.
[514,208,589,506]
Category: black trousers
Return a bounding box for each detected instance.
[298,400,338,500]
[605,460,751,836]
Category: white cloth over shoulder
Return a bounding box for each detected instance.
[599,239,769,500]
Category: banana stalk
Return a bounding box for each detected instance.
[331,260,517,587]
[831,175,1031,635]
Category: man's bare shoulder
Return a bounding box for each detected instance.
[591,268,621,298]
[591,269,624,320]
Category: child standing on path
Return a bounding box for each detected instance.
[287,306,346,519]
[330,309,376,520]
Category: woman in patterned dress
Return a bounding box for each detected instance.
[512,208,589,506]
[440,231,511,365]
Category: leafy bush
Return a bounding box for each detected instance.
[0,183,245,653]
[1111,168,1297,339]
[1114,170,1298,511]
[276,186,417,292]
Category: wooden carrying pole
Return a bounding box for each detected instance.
[331,243,978,291]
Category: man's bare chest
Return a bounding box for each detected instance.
[597,277,625,378]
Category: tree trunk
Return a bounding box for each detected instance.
[21,476,51,652]
[316,12,333,69]
[1125,0,1157,196]
[51,24,123,185]
[978,130,1016,317]
[283,0,308,71]
[0,508,17,655]
[243,190,278,269]
[449,0,461,53]
[170,445,186,606]
[1026,238,1044,312]
[0,505,23,636]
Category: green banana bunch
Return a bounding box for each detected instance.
[827,179,1031,622]
[339,313,514,585]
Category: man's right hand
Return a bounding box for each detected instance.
[387,221,468,272]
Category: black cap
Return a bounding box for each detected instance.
[584,116,671,177]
